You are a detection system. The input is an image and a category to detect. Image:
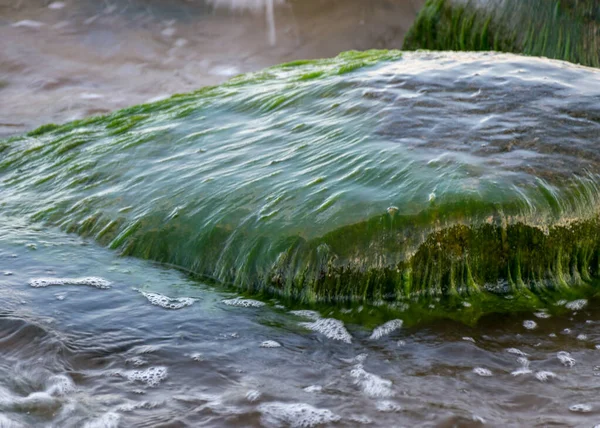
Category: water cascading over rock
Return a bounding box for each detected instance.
[2,49,600,306]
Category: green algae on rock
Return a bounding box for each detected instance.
[403,0,600,68]
[2,51,600,306]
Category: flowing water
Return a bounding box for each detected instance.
[2,1,600,427]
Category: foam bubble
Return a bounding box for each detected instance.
[565,299,587,310]
[260,340,282,348]
[535,371,557,382]
[29,277,111,289]
[569,404,592,413]
[222,298,265,308]
[376,400,402,412]
[137,290,194,310]
[83,413,121,428]
[299,318,352,343]
[369,319,403,340]
[303,385,322,393]
[350,364,394,398]
[557,351,575,367]
[289,310,321,320]
[577,334,588,341]
[523,320,537,330]
[125,366,168,387]
[473,367,492,377]
[258,402,341,427]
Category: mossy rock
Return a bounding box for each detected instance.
[404,0,600,68]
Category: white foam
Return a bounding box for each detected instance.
[125,366,168,387]
[557,351,575,367]
[46,374,75,396]
[506,348,528,356]
[577,334,588,341]
[569,404,592,413]
[523,320,537,330]
[290,310,321,320]
[473,367,492,377]
[369,319,403,340]
[535,371,557,382]
[260,340,282,348]
[534,311,551,319]
[299,318,352,343]
[29,277,111,289]
[511,367,532,376]
[222,298,265,308]
[83,413,121,428]
[462,337,475,343]
[350,364,394,398]
[376,400,401,412]
[303,385,322,393]
[258,402,340,427]
[138,290,194,310]
[565,299,587,310]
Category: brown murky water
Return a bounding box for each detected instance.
[0,0,424,137]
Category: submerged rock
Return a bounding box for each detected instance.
[2,50,600,308]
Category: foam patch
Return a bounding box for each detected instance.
[565,299,587,310]
[258,402,341,427]
[289,310,321,320]
[557,351,575,367]
[125,366,168,387]
[299,318,352,343]
[137,290,195,309]
[369,319,403,340]
[350,364,394,398]
[29,277,111,289]
[260,340,282,348]
[222,298,265,308]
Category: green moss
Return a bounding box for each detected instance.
[404,0,600,68]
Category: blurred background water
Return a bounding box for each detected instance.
[0,0,424,137]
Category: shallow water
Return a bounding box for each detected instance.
[2,218,600,426]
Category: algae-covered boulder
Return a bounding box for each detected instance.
[404,0,600,68]
[2,50,600,303]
